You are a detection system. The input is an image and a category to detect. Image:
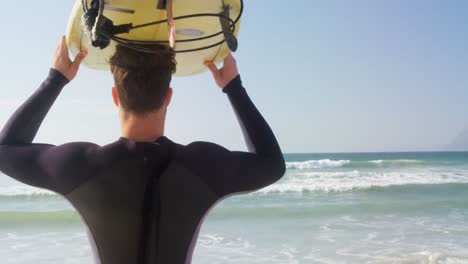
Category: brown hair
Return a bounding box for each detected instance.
[109,44,177,115]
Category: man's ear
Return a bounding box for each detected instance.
[112,87,119,107]
[165,87,173,108]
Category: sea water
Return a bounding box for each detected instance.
[1,152,468,263]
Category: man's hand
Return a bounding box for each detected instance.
[204,54,239,90]
[52,36,87,81]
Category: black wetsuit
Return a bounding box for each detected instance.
[0,69,286,264]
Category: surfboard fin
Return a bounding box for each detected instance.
[220,5,238,52]
[157,0,168,10]
[82,0,132,49]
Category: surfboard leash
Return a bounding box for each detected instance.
[81,0,244,54]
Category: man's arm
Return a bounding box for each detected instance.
[0,37,91,195]
[0,69,69,145]
[182,55,286,197]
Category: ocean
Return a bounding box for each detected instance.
[1,152,468,263]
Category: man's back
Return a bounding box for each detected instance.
[58,137,216,264]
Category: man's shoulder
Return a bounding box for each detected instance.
[178,141,226,154]
[169,141,233,174]
[50,141,101,155]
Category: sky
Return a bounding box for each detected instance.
[0,0,467,153]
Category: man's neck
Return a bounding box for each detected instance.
[120,110,165,142]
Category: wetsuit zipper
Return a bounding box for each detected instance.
[138,156,152,263]
[138,156,162,263]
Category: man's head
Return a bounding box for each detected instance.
[109,44,177,115]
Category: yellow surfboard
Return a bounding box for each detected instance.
[66,0,242,76]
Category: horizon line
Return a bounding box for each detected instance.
[284,150,468,155]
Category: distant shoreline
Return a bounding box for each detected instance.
[284,150,468,155]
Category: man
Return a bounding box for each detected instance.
[0,37,285,263]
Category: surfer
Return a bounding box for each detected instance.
[0,37,285,263]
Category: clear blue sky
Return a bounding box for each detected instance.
[0,0,467,153]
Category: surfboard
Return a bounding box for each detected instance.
[66,0,242,76]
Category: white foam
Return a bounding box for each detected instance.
[387,251,468,264]
[259,170,468,193]
[195,233,301,264]
[0,185,55,197]
[286,159,350,170]
[369,159,423,164]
